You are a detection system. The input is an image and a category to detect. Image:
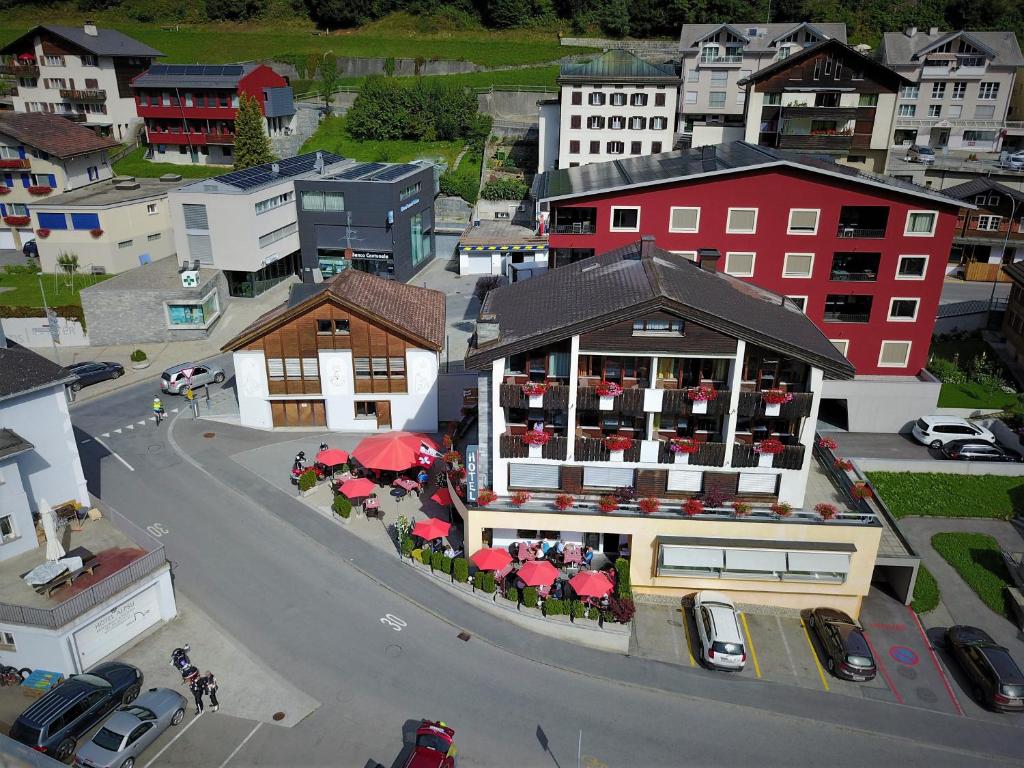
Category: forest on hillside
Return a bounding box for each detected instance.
[1,0,1020,48]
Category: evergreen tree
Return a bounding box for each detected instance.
[233,93,274,170]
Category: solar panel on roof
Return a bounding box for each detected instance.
[370,163,417,182]
[332,162,386,180]
[215,152,344,190]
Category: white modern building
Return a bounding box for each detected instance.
[0,23,162,141]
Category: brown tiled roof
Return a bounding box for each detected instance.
[0,113,120,159]
[223,270,446,352]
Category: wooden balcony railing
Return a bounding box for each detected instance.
[657,440,726,466]
[659,388,731,417]
[0,158,30,169]
[499,433,568,460]
[575,436,642,463]
[59,88,106,102]
[737,391,813,419]
[732,443,806,470]
[498,383,570,410]
[0,63,38,77]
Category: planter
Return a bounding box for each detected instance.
[599,395,615,411]
[673,452,689,465]
[765,402,781,417]
[131,361,151,370]
[691,399,708,414]
[758,452,774,468]
[301,486,318,497]
[528,394,543,408]
[528,443,542,458]
[609,450,624,462]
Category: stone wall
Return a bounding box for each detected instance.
[265,56,479,82]
[559,38,678,52]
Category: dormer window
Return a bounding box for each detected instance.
[633,318,684,335]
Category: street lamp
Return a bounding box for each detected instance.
[989,194,1020,311]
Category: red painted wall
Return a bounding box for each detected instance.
[238,65,289,115]
[546,168,958,376]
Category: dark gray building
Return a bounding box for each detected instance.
[294,161,437,283]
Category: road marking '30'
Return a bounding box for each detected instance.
[380,614,407,631]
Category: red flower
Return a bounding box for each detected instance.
[851,484,872,500]
[668,438,699,454]
[687,385,718,402]
[638,497,660,514]
[521,382,547,397]
[732,501,752,516]
[35,228,50,238]
[598,495,619,513]
[815,503,838,520]
[510,490,531,506]
[595,380,623,397]
[817,437,839,450]
[3,215,29,227]
[682,498,704,516]
[604,434,633,452]
[521,430,550,446]
[442,450,462,465]
[834,457,853,471]
[476,489,498,506]
[27,185,52,196]
[554,494,574,511]
[0,185,11,194]
[89,228,103,238]
[753,438,785,455]
[771,502,793,517]
[762,389,793,406]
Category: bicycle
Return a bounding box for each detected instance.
[0,664,31,687]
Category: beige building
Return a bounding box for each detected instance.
[30,175,181,274]
[464,237,887,615]
[0,111,117,250]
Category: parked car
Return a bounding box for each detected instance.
[73,687,187,768]
[905,145,936,164]
[66,361,125,391]
[160,362,225,394]
[945,625,1024,712]
[940,439,1023,463]
[911,415,995,449]
[807,607,877,681]
[22,239,38,258]
[693,591,746,671]
[1000,151,1024,171]
[403,720,457,768]
[8,662,143,760]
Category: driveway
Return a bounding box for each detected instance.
[941,278,1011,305]
[830,432,936,460]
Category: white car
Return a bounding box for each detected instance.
[1000,151,1024,171]
[693,591,746,671]
[911,415,995,449]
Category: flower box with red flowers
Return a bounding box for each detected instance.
[817,437,838,450]
[35,228,50,238]
[753,438,785,455]
[682,498,704,516]
[668,438,699,454]
[595,380,624,398]
[815,503,838,520]
[761,389,793,405]
[442,450,462,465]
[3,215,29,227]
[0,186,11,195]
[27,186,53,196]
[732,501,752,516]
[0,159,29,169]
[597,495,619,513]
[833,457,853,471]
[687,385,718,402]
[510,490,531,506]
[89,228,103,238]
[771,502,793,518]
[604,435,633,453]
[638,497,660,514]
[851,483,872,500]
[521,382,547,398]
[521,430,550,446]
[476,489,498,506]
[553,493,574,511]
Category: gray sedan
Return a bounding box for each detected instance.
[74,688,187,768]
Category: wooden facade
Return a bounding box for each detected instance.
[579,313,737,355]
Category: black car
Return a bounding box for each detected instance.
[939,439,1023,463]
[945,625,1024,712]
[66,361,125,391]
[22,239,38,258]
[8,661,143,760]
[808,607,877,681]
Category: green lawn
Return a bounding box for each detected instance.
[929,337,998,370]
[300,116,464,167]
[912,564,940,614]
[0,269,109,308]
[866,472,1024,520]
[113,147,225,179]
[932,532,1012,620]
[937,382,1019,409]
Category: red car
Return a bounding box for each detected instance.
[404,720,457,768]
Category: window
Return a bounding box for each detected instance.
[783,253,814,278]
[671,251,698,261]
[70,213,100,230]
[878,340,912,368]
[630,141,641,154]
[897,104,916,117]
[569,115,581,129]
[300,190,344,212]
[726,208,757,233]
[586,116,605,130]
[147,233,161,241]
[787,209,818,234]
[0,515,15,543]
[779,45,791,59]
[931,82,946,99]
[650,116,668,130]
[709,92,726,108]
[952,81,966,99]
[588,92,606,106]
[651,142,662,153]
[87,165,99,182]
[898,85,919,99]
[724,252,755,277]
[166,290,220,329]
[633,318,683,334]
[410,211,430,266]
[610,92,626,107]
[685,91,697,104]
[571,91,582,105]
[353,355,405,384]
[687,70,700,82]
[858,94,878,107]
[710,70,728,83]
[355,401,377,419]
[609,116,625,130]
[831,339,849,356]
[182,203,209,230]
[976,215,1002,231]
[43,55,64,67]
[896,254,927,279]
[117,239,133,249]
[655,93,666,107]
[786,296,807,312]
[146,202,158,215]
[669,207,700,233]
[629,116,646,130]
[764,92,782,106]
[974,105,996,120]
[610,207,640,231]
[978,82,1000,100]
[888,298,919,321]
[928,105,941,118]
[400,182,421,201]
[0,631,14,650]
[255,191,293,215]
[905,211,937,236]
[606,141,625,155]
[589,140,599,154]
[258,222,298,248]
[631,92,647,107]
[569,140,580,154]
[948,105,963,118]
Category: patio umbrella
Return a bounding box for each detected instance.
[569,570,613,598]
[352,432,440,472]
[339,478,376,499]
[517,560,559,587]
[411,518,451,541]
[430,488,453,506]
[39,498,65,562]
[470,547,512,571]
[316,448,349,466]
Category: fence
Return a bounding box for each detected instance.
[965,261,1013,283]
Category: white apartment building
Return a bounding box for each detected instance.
[0,23,162,141]
[678,22,847,147]
[538,49,679,172]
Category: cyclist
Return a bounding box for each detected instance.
[152,396,165,425]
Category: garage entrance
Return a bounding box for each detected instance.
[817,398,849,431]
[270,399,326,427]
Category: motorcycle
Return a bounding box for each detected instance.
[171,644,200,686]
[290,452,327,485]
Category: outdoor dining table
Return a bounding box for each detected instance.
[364,496,381,518]
[393,477,421,493]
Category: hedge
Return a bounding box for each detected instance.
[522,586,539,607]
[504,586,518,603]
[401,536,415,557]
[297,469,317,492]
[453,557,469,583]
[473,571,496,593]
[614,557,631,599]
[419,548,433,566]
[332,496,352,518]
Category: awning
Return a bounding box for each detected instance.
[315,225,394,255]
[460,243,547,253]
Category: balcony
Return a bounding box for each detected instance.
[205,132,235,145]
[921,65,953,79]
[698,54,744,66]
[778,133,853,151]
[656,440,727,466]
[499,433,569,460]
[732,443,806,470]
[836,206,889,239]
[829,252,880,282]
[59,88,106,102]
[499,383,570,410]
[61,113,87,123]
[551,207,597,236]
[837,227,885,238]
[737,391,813,419]
[551,222,594,235]
[576,386,647,416]
[658,387,731,417]
[575,436,642,463]
[0,158,30,170]
[0,63,39,77]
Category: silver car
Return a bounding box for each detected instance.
[73,688,187,768]
[160,362,226,394]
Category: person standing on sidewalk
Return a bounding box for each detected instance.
[203,671,219,712]
[190,676,206,715]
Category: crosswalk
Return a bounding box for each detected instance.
[98,407,180,438]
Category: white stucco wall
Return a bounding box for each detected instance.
[0,460,35,561]
[691,124,746,148]
[821,375,941,433]
[234,350,273,429]
[537,101,560,173]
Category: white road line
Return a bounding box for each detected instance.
[138,420,147,426]
[93,436,135,472]
[79,438,92,444]
[171,407,180,413]
[776,615,801,685]
[142,711,204,768]
[114,428,122,434]
[126,424,134,430]
[101,432,109,438]
[217,722,262,768]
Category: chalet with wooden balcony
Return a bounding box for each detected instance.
[222,269,444,431]
[943,178,1024,280]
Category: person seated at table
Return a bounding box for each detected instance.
[443,544,456,559]
[541,541,552,558]
[533,542,546,560]
[417,468,430,486]
[555,540,565,555]
[582,546,594,569]
[551,580,565,600]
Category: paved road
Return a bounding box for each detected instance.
[940,279,1011,306]
[70,377,1024,766]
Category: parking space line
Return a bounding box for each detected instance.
[774,615,801,685]
[142,712,204,768]
[863,631,904,705]
[217,722,262,768]
[907,606,964,716]
[93,435,136,472]
[799,619,830,692]
[739,613,761,678]
[678,609,696,667]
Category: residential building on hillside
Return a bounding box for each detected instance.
[678,22,847,148]
[739,38,905,173]
[222,270,444,431]
[537,49,679,172]
[168,151,346,297]
[0,22,162,140]
[0,112,117,250]
[533,142,963,431]
[132,63,295,166]
[942,178,1024,279]
[880,27,1024,178]
[295,160,437,282]
[462,238,888,614]
[30,174,181,274]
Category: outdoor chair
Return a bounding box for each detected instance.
[516,542,531,562]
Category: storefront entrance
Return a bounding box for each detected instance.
[271,399,326,427]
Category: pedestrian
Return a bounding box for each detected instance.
[203,671,219,712]
[189,677,205,715]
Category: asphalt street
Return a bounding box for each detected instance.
[69,368,1024,767]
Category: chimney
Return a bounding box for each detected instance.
[928,26,939,36]
[904,26,917,38]
[83,20,98,36]
[476,312,500,346]
[639,235,656,259]
[698,248,721,272]
[271,162,280,177]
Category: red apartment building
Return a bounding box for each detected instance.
[534,142,966,432]
[131,63,295,166]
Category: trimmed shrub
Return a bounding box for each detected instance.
[605,596,636,624]
[411,548,423,563]
[297,469,317,492]
[480,572,496,593]
[453,557,469,583]
[569,601,585,619]
[522,586,539,607]
[431,551,444,571]
[401,536,415,557]
[505,586,519,603]
[614,558,631,599]
[419,548,434,566]
[130,349,147,363]
[440,555,452,575]
[543,598,564,616]
[332,495,352,518]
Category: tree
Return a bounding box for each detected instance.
[319,52,340,114]
[486,0,532,28]
[233,93,275,170]
[206,0,266,20]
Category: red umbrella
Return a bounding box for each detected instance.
[352,432,439,472]
[517,560,559,587]
[570,571,613,598]
[338,478,376,499]
[412,518,450,541]
[316,448,348,466]
[470,547,512,571]
[430,488,453,506]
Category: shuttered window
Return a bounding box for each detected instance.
[354,358,371,379]
[302,357,319,378]
[389,357,405,377]
[737,473,778,494]
[662,546,724,569]
[582,466,635,488]
[724,549,787,572]
[787,209,819,233]
[667,470,703,492]
[187,234,212,262]
[285,358,302,378]
[509,464,561,489]
[182,203,208,230]
[787,552,850,575]
[266,358,284,381]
